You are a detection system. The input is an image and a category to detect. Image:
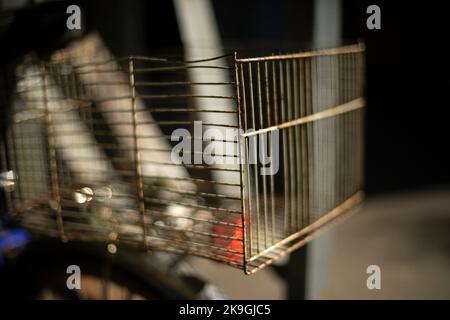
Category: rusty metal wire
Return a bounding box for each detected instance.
[235,43,365,273]
[0,39,365,274]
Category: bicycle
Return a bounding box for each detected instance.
[0,0,364,300]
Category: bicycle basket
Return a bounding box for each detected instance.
[0,36,365,274]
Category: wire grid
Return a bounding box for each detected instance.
[235,44,365,273]
[0,43,365,274]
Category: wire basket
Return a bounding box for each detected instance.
[0,37,365,274]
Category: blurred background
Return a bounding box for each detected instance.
[1,0,449,299]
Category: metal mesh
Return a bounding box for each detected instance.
[235,45,365,273]
[0,41,365,274]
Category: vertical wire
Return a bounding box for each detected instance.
[16,117,26,199]
[318,56,324,217]
[19,122,28,199]
[279,60,289,235]
[248,62,261,253]
[299,58,308,227]
[271,61,279,241]
[339,53,344,203]
[313,56,321,219]
[36,118,46,200]
[41,63,66,240]
[312,56,318,218]
[286,60,297,232]
[86,64,95,133]
[293,59,302,230]
[319,55,325,214]
[71,64,85,135]
[355,52,360,192]
[240,63,253,258]
[347,53,352,199]
[349,53,354,196]
[332,53,338,207]
[30,122,39,199]
[330,55,335,211]
[233,56,248,265]
[357,50,365,191]
[339,55,346,202]
[264,61,276,246]
[343,53,348,201]
[1,136,13,210]
[342,53,347,200]
[318,56,325,216]
[325,55,331,213]
[340,54,345,201]
[7,126,19,207]
[56,65,67,193]
[343,53,349,199]
[351,52,357,196]
[336,54,342,204]
[322,56,328,215]
[128,57,148,250]
[256,62,268,249]
[329,55,336,210]
[38,118,48,202]
[357,51,363,194]
[305,57,312,226]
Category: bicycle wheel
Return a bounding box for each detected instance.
[6,238,198,299]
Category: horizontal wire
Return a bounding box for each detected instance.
[236,43,364,62]
[139,234,243,255]
[146,185,241,201]
[25,207,243,241]
[56,143,239,158]
[140,175,241,187]
[131,53,233,64]
[41,53,233,69]
[61,157,240,172]
[142,208,241,227]
[134,65,232,73]
[243,98,365,137]
[148,223,243,241]
[44,131,239,143]
[18,92,236,103]
[144,196,242,214]
[14,104,239,117]
[135,81,235,86]
[49,120,239,128]
[15,81,234,95]
[9,170,241,187]
[55,182,241,203]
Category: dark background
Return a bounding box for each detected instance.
[342,1,448,193]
